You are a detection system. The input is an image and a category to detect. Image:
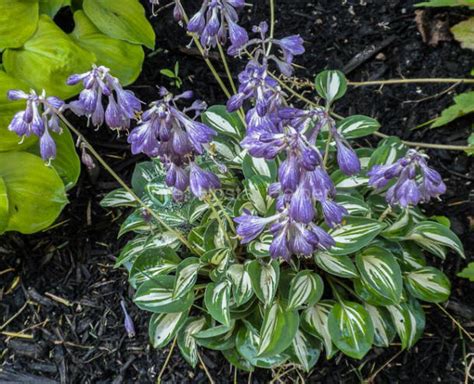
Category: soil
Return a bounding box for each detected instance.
[1,0,473,383]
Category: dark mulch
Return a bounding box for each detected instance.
[1,1,473,383]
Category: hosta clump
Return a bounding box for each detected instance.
[104,70,465,372]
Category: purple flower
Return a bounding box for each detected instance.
[335,139,361,176]
[289,185,315,224]
[189,162,220,199]
[320,199,348,228]
[7,89,65,162]
[67,65,141,131]
[234,210,279,244]
[368,149,446,208]
[120,300,136,338]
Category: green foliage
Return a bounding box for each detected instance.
[104,82,465,371]
[458,262,474,281]
[416,0,474,6]
[0,0,154,234]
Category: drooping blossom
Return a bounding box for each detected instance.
[368,149,446,208]
[128,87,220,200]
[187,0,248,53]
[7,89,65,162]
[67,65,141,131]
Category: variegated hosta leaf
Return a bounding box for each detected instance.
[235,324,289,369]
[244,175,274,215]
[203,219,228,250]
[405,267,451,303]
[364,304,396,348]
[116,232,181,267]
[356,246,403,305]
[382,209,413,240]
[187,200,209,224]
[222,348,255,372]
[315,70,347,104]
[201,105,245,140]
[328,216,386,256]
[131,161,163,196]
[209,135,243,162]
[247,260,280,306]
[287,270,324,310]
[328,301,374,360]
[337,115,380,139]
[134,276,194,313]
[335,194,370,217]
[398,242,426,271]
[405,221,465,259]
[118,209,151,238]
[257,302,299,358]
[331,170,369,189]
[100,188,138,208]
[173,257,201,299]
[387,300,425,350]
[193,322,236,351]
[247,232,273,258]
[128,247,181,288]
[368,136,408,169]
[177,317,207,367]
[149,311,188,348]
[289,329,321,373]
[301,300,336,359]
[227,264,253,306]
[204,280,232,326]
[242,153,277,181]
[315,252,359,279]
[187,225,206,255]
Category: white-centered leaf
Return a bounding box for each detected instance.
[204,280,232,326]
[287,270,324,310]
[364,304,396,348]
[337,115,380,139]
[315,70,347,103]
[301,301,336,359]
[246,260,280,306]
[173,257,201,299]
[405,266,451,303]
[227,264,253,306]
[149,311,188,348]
[315,252,359,278]
[177,317,207,368]
[386,300,425,350]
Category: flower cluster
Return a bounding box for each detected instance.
[67,65,142,131]
[7,89,65,162]
[187,0,248,53]
[128,87,220,200]
[368,149,446,208]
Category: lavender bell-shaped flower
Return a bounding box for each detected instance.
[7,89,65,162]
[67,65,141,131]
[368,149,446,207]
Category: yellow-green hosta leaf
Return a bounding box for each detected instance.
[71,10,145,85]
[82,0,155,49]
[0,71,37,152]
[451,18,474,50]
[356,246,403,305]
[416,0,474,7]
[3,15,96,99]
[328,301,374,360]
[458,262,474,281]
[149,311,188,349]
[39,0,69,17]
[405,267,451,303]
[315,252,359,279]
[0,152,67,234]
[0,0,39,49]
[0,177,9,233]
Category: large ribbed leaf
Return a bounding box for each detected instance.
[328,301,374,360]
[0,0,39,49]
[405,267,451,303]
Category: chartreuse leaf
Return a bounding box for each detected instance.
[328,216,386,256]
[235,324,289,368]
[83,0,155,49]
[288,330,321,372]
[315,252,359,279]
[177,317,207,367]
[247,260,280,306]
[315,70,347,104]
[71,10,145,85]
[193,322,236,351]
[387,300,425,350]
[227,264,253,306]
[39,0,69,17]
[337,115,380,139]
[134,275,194,313]
[0,71,37,152]
[458,262,474,281]
[129,247,181,288]
[287,270,324,310]
[257,302,299,358]
[0,152,67,234]
[201,105,245,140]
[173,257,201,299]
[149,310,188,348]
[451,18,474,50]
[204,280,232,326]
[328,302,374,360]
[364,304,396,348]
[4,16,95,99]
[356,246,403,305]
[27,126,80,190]
[405,221,465,259]
[0,177,9,233]
[0,0,39,49]
[301,300,336,359]
[405,267,451,303]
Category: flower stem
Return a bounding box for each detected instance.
[266,0,276,56]
[205,196,233,248]
[210,190,236,233]
[217,42,237,94]
[372,131,470,152]
[349,78,474,87]
[58,113,200,256]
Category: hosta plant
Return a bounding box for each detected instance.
[101,69,465,371]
